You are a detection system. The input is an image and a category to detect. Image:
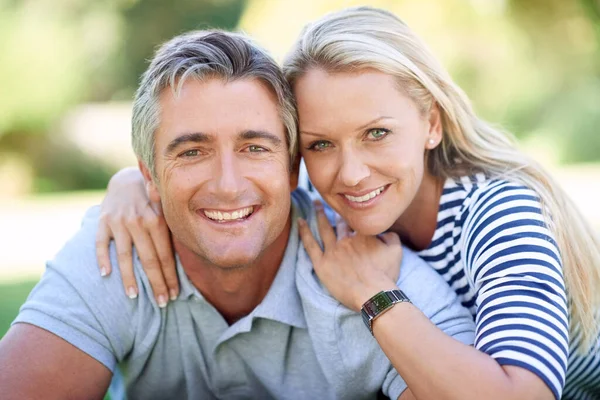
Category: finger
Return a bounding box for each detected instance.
[143,205,178,301]
[95,214,113,277]
[149,200,164,216]
[111,224,138,300]
[128,220,169,308]
[313,200,337,249]
[378,231,401,246]
[335,213,351,240]
[297,218,323,263]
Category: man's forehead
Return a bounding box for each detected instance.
[156,77,285,140]
[159,76,279,109]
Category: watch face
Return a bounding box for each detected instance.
[374,294,392,310]
[364,292,392,317]
[363,290,410,319]
[362,290,410,333]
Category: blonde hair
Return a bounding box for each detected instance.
[284,6,600,351]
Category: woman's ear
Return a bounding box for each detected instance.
[138,160,161,204]
[425,102,443,149]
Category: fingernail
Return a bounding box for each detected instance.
[100,267,107,277]
[158,295,167,308]
[297,218,305,227]
[169,289,178,301]
[127,286,138,299]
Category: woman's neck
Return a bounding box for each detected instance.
[389,172,445,251]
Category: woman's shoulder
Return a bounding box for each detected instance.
[443,173,543,217]
[440,174,556,262]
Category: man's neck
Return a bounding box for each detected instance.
[175,216,292,325]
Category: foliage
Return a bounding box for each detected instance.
[0,0,598,193]
[0,0,247,192]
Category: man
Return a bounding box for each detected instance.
[0,30,474,400]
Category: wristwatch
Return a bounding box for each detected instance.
[361,289,411,335]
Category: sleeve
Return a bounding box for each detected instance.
[382,247,477,399]
[462,181,569,400]
[12,206,142,372]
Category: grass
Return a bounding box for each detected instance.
[0,278,112,399]
[0,278,39,338]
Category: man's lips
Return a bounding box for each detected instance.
[198,205,259,223]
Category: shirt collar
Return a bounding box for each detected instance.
[251,200,305,328]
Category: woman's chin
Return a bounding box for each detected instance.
[346,217,395,237]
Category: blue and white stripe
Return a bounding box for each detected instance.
[418,174,600,399]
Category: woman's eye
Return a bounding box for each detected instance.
[367,128,390,140]
[308,141,332,151]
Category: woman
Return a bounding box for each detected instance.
[96,7,600,399]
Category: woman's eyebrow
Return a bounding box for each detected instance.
[300,116,395,137]
[355,116,394,131]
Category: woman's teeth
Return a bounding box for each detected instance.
[344,186,385,203]
[204,206,254,222]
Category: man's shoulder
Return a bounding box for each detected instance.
[52,206,152,300]
[38,205,159,326]
[12,206,160,372]
[52,205,103,276]
[50,206,131,294]
[396,247,467,317]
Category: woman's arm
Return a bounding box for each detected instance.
[371,298,553,400]
[96,167,179,305]
[298,197,563,400]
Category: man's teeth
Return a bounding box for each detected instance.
[344,187,385,203]
[204,206,254,221]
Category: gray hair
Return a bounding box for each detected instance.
[132,30,298,176]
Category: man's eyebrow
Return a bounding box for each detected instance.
[300,116,395,137]
[239,130,283,146]
[165,132,211,155]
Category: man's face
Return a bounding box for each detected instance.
[143,77,296,269]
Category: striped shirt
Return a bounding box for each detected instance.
[416,174,600,399]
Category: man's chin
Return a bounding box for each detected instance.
[199,249,261,271]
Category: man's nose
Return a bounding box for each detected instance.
[338,147,370,188]
[210,152,246,198]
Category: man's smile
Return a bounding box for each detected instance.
[201,205,257,223]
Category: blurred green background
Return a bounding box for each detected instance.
[1,0,599,339]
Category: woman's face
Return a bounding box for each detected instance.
[295,68,442,235]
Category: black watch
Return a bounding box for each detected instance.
[361,289,411,335]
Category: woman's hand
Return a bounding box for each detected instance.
[297,201,403,312]
[95,167,179,306]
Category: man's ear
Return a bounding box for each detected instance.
[425,102,443,149]
[289,155,301,192]
[138,160,161,204]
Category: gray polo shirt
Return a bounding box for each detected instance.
[14,188,475,400]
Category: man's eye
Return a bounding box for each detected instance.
[308,141,332,151]
[181,149,200,157]
[366,128,390,140]
[248,145,267,152]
